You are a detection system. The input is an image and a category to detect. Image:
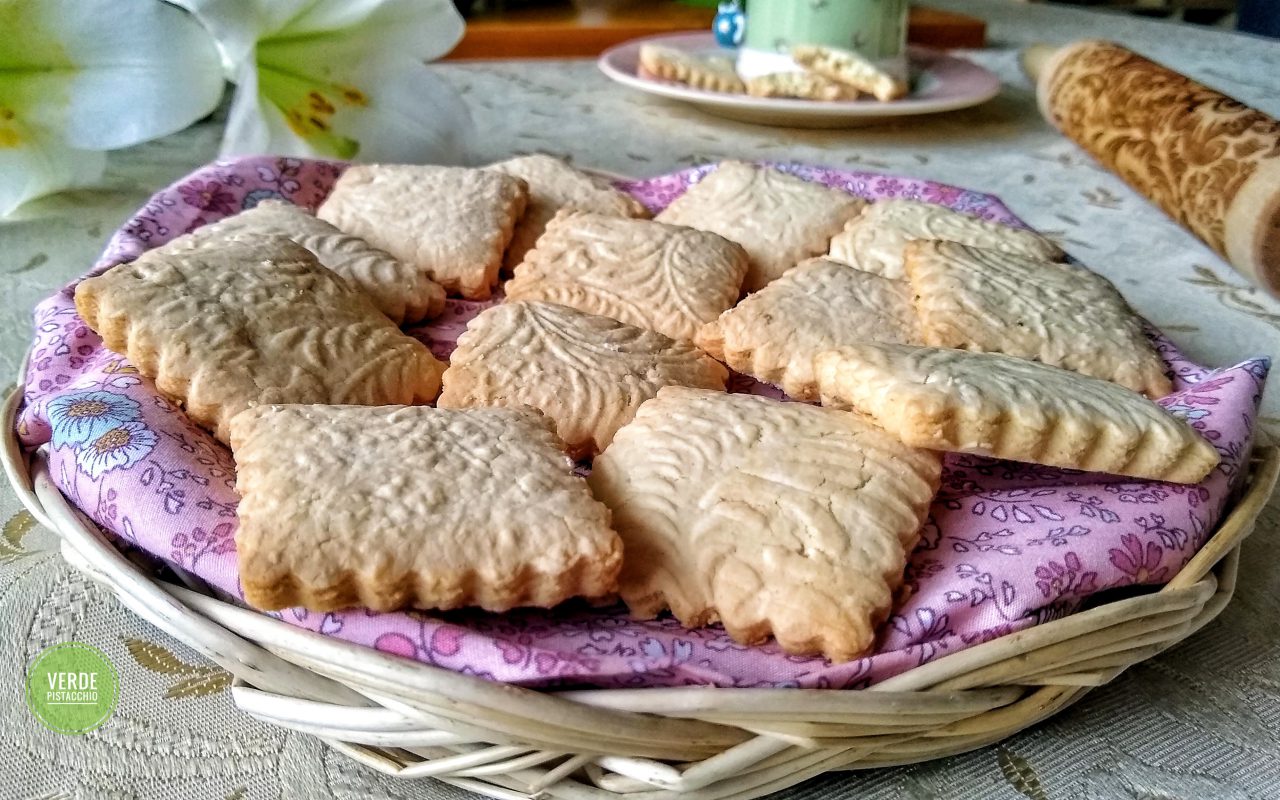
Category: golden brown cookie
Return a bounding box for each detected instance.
[814,343,1218,483]
[163,200,445,325]
[655,161,865,292]
[317,164,527,300]
[504,210,748,341]
[791,44,908,102]
[230,404,622,612]
[696,257,919,400]
[828,199,1065,280]
[745,71,860,101]
[486,153,650,270]
[588,387,942,662]
[905,240,1172,397]
[440,301,727,458]
[639,44,746,94]
[74,237,443,443]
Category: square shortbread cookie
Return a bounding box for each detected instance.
[814,343,1219,483]
[655,161,865,292]
[74,237,443,443]
[696,257,920,400]
[745,72,860,101]
[485,153,650,269]
[318,164,527,300]
[588,387,942,662]
[439,301,728,458]
[164,200,445,325]
[828,199,1064,281]
[791,44,908,102]
[230,404,622,612]
[504,211,748,341]
[905,240,1172,397]
[639,44,746,94]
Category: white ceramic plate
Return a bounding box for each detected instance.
[598,32,1001,128]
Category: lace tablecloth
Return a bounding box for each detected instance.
[2,1,1279,797]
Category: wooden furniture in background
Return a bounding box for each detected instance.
[443,3,986,60]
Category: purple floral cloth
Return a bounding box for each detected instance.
[15,156,1268,689]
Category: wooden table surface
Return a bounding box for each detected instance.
[443,2,986,59]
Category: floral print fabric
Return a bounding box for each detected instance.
[15,156,1269,689]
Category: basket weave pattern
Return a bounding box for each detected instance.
[4,381,1275,800]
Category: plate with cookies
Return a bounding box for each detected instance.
[598,33,1001,127]
[7,154,1272,795]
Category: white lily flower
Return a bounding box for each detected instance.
[0,0,224,216]
[172,0,474,164]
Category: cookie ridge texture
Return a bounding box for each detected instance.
[639,43,746,93]
[814,343,1218,483]
[317,164,527,300]
[74,237,443,443]
[791,44,908,102]
[230,404,622,612]
[485,153,650,270]
[161,199,446,325]
[588,386,942,662]
[655,161,865,292]
[696,257,919,400]
[505,210,748,341]
[440,300,729,457]
[905,240,1172,397]
[745,71,860,101]
[828,199,1064,281]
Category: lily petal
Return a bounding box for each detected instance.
[1,0,225,150]
[326,58,473,164]
[0,128,105,217]
[172,0,464,73]
[266,0,466,61]
[1,0,224,214]
[222,57,373,161]
[178,0,469,162]
[167,0,314,70]
[221,60,277,158]
[221,9,473,163]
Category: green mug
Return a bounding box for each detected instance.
[739,0,908,78]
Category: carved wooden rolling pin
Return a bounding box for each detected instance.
[1024,40,1280,296]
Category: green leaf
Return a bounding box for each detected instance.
[997,747,1047,800]
[165,670,232,699]
[123,637,202,676]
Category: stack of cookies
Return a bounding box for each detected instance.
[73,157,1218,664]
[639,43,909,102]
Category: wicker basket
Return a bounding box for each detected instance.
[4,373,1276,800]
